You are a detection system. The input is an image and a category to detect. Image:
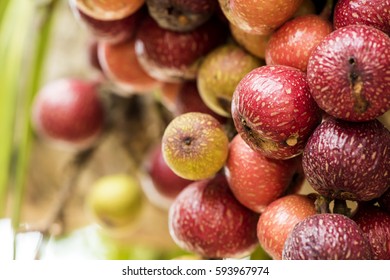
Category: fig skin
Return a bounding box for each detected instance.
[334,0,390,35]
[307,24,390,122]
[379,189,390,213]
[353,204,390,260]
[231,65,322,160]
[162,112,229,180]
[257,194,317,260]
[282,213,372,260]
[169,174,259,259]
[303,117,390,201]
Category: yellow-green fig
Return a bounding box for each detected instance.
[197,44,262,117]
[87,174,143,229]
[162,112,229,180]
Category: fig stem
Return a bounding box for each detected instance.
[333,199,352,217]
[314,195,331,214]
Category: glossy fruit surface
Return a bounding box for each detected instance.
[334,0,390,35]
[225,134,301,213]
[231,65,322,159]
[265,15,333,72]
[303,117,390,201]
[353,204,390,260]
[282,213,372,260]
[169,174,259,258]
[307,24,390,121]
[257,194,316,259]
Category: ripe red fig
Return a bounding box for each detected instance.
[282,213,372,260]
[257,194,316,260]
[225,134,301,213]
[32,78,105,149]
[169,174,259,259]
[302,117,390,201]
[231,65,322,160]
[353,204,390,260]
[307,24,390,121]
[265,15,333,72]
[334,0,390,35]
[135,16,227,82]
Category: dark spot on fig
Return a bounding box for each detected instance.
[240,116,278,152]
[183,136,193,146]
[166,6,175,15]
[347,57,369,113]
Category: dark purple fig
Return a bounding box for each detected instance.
[282,213,372,260]
[334,0,390,36]
[353,204,390,260]
[303,117,390,201]
[307,24,390,122]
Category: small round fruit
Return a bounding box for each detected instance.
[32,78,104,149]
[169,174,259,259]
[231,65,322,160]
[265,15,333,72]
[162,112,229,180]
[197,44,262,117]
[282,213,372,260]
[353,204,390,260]
[87,174,143,229]
[302,117,390,201]
[257,194,316,260]
[225,134,301,213]
[307,24,390,121]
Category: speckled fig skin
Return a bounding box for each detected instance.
[197,44,262,117]
[231,65,322,160]
[334,0,390,36]
[32,79,105,149]
[162,112,229,180]
[307,25,390,122]
[169,174,259,259]
[225,134,301,213]
[282,213,372,260]
[218,0,303,35]
[302,118,390,201]
[353,204,390,260]
[135,16,227,82]
[257,194,316,260]
[146,0,217,32]
[265,15,333,72]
